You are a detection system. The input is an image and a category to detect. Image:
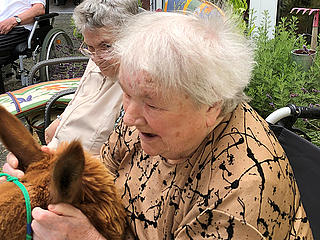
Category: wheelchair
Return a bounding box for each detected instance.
[0,0,74,92]
[266,104,320,239]
[54,0,82,6]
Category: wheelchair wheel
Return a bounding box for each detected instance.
[39,28,74,81]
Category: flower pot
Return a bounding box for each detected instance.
[291,49,317,71]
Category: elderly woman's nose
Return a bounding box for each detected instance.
[123,102,146,126]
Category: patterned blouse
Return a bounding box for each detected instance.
[101,102,313,239]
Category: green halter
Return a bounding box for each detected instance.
[0,173,32,240]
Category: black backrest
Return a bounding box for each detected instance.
[270,124,320,240]
[45,0,50,14]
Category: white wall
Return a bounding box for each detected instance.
[150,0,163,11]
[250,0,279,38]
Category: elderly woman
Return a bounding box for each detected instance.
[1,9,314,240]
[101,11,313,239]
[43,0,139,157]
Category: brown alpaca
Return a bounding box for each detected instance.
[0,105,127,240]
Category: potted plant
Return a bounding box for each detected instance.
[291,44,317,71]
[290,8,319,70]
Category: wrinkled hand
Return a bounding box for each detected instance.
[0,146,54,182]
[45,118,60,144]
[32,203,105,240]
[0,17,16,35]
[1,152,24,180]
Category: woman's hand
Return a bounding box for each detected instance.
[32,203,105,240]
[0,146,54,182]
[45,118,61,144]
[1,152,25,180]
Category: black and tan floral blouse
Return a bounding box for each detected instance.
[101,102,313,239]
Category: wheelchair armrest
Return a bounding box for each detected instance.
[266,104,320,141]
[266,107,292,124]
[28,56,89,85]
[266,104,320,125]
[44,88,77,129]
[34,13,59,22]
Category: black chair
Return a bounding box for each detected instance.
[0,0,74,91]
[54,0,82,6]
[267,104,320,240]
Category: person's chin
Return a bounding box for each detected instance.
[139,132,161,156]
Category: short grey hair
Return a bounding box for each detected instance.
[115,11,254,115]
[73,0,139,33]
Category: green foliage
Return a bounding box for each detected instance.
[70,18,83,41]
[246,9,256,36]
[225,0,248,33]
[209,0,248,32]
[246,11,320,145]
[227,0,247,15]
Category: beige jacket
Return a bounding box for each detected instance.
[48,59,122,157]
[102,102,313,239]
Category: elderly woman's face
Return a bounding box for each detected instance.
[83,27,118,78]
[119,70,220,163]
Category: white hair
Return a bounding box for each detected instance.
[73,0,139,33]
[115,10,254,115]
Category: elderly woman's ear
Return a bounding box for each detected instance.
[205,102,222,128]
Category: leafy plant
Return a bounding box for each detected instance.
[210,0,249,33]
[227,0,247,15]
[70,18,84,41]
[246,11,320,146]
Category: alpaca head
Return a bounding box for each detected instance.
[0,106,126,240]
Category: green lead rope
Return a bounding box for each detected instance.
[0,173,32,240]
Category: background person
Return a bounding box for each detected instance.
[43,0,139,157]
[0,0,45,93]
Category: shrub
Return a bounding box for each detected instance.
[246,11,320,146]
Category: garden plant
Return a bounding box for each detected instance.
[246,11,320,146]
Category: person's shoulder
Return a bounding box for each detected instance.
[235,102,261,120]
[220,101,273,142]
[212,101,285,168]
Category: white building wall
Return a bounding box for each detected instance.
[151,0,163,11]
[250,0,279,38]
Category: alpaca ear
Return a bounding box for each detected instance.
[0,106,45,172]
[50,140,85,204]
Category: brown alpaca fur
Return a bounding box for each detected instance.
[0,106,127,240]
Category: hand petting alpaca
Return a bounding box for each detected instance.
[0,105,126,240]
